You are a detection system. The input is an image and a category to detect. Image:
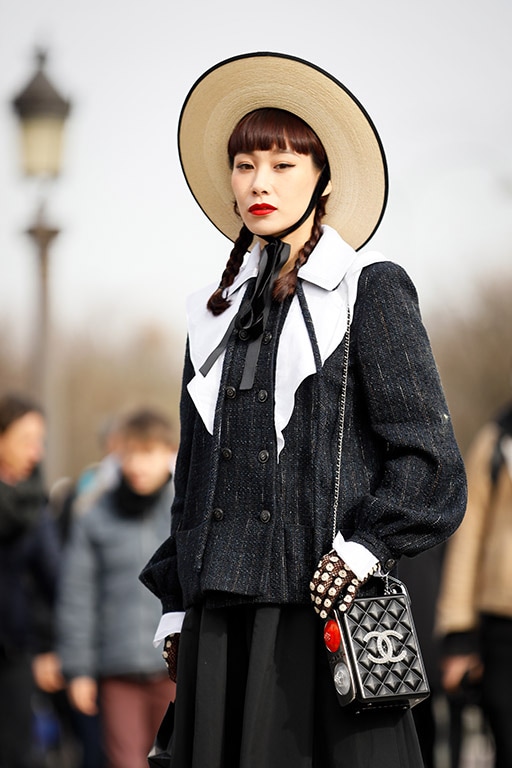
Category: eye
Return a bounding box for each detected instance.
[234,161,254,170]
[274,162,294,170]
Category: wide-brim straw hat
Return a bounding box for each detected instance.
[178,52,388,251]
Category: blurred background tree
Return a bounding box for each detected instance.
[53,324,183,480]
[0,320,29,392]
[429,272,512,455]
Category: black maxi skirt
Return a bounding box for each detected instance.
[166,603,424,768]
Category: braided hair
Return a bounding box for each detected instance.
[272,197,327,302]
[207,223,254,315]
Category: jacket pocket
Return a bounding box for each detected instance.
[200,515,276,597]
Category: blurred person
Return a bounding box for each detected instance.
[0,393,62,768]
[44,477,106,768]
[437,401,512,767]
[72,414,123,520]
[57,407,176,768]
[44,417,124,768]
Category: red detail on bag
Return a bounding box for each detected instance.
[324,619,341,652]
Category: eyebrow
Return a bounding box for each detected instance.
[235,147,298,157]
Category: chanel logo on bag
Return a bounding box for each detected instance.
[363,629,407,664]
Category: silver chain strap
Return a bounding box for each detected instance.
[331,307,351,546]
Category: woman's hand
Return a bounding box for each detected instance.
[68,676,98,716]
[441,654,483,694]
[310,551,365,619]
[32,652,65,693]
[163,634,180,682]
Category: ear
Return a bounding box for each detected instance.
[322,179,333,196]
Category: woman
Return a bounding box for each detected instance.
[141,52,467,768]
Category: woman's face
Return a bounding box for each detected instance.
[231,145,322,245]
[0,411,45,484]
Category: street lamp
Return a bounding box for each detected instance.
[12,49,71,177]
[11,49,71,406]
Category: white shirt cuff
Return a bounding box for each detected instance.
[333,532,379,580]
[153,612,186,647]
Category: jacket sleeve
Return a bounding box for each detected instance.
[347,261,467,563]
[56,511,99,678]
[139,339,196,613]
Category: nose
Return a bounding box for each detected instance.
[30,439,45,465]
[251,167,271,195]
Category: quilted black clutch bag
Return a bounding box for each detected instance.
[324,575,430,713]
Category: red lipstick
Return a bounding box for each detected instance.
[248,204,276,215]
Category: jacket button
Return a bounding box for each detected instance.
[221,447,232,460]
[257,389,268,403]
[258,449,269,463]
[260,509,271,523]
[384,558,396,571]
[213,508,224,521]
[225,386,236,399]
[262,332,272,344]
[239,329,249,341]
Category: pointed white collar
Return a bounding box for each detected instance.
[186,226,386,456]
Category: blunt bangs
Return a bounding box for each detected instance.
[228,108,327,170]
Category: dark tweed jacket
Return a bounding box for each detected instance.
[141,262,466,613]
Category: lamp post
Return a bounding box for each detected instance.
[11,49,71,410]
[11,50,71,483]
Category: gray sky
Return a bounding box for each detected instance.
[1,0,511,355]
